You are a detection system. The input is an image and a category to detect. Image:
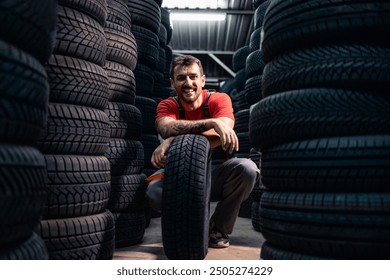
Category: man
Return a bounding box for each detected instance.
[146,55,259,248]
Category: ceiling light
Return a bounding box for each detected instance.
[170,12,226,21]
[163,0,220,9]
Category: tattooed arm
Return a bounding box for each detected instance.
[156,116,239,153]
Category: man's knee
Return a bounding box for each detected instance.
[234,158,260,183]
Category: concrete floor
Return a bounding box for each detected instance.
[113,202,266,260]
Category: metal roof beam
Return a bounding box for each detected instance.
[208,53,235,77]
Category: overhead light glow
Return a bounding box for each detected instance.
[163,0,220,9]
[170,12,226,21]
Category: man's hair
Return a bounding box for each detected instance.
[170,55,204,79]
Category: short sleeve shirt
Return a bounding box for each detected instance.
[156,90,234,121]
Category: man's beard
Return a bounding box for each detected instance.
[180,88,201,104]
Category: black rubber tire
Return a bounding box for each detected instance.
[35,103,110,155]
[131,25,159,69]
[112,211,146,248]
[260,135,390,192]
[107,173,147,212]
[162,135,212,260]
[249,88,390,149]
[0,40,49,144]
[244,75,262,105]
[262,0,390,62]
[134,63,155,97]
[43,154,111,219]
[45,54,109,110]
[0,0,57,63]
[262,44,390,97]
[261,241,328,260]
[59,0,108,26]
[106,0,132,31]
[234,109,250,133]
[251,201,262,232]
[0,233,49,260]
[37,210,115,260]
[104,60,136,104]
[104,138,144,176]
[0,145,47,247]
[140,134,160,170]
[104,21,138,70]
[54,5,107,66]
[233,46,251,72]
[105,101,143,139]
[260,192,390,259]
[127,0,161,34]
[245,50,264,79]
[134,96,158,134]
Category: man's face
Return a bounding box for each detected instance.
[170,63,205,104]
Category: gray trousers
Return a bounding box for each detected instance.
[146,157,259,234]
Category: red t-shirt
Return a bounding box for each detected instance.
[156,90,234,121]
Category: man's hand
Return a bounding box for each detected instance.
[151,136,175,169]
[210,118,239,153]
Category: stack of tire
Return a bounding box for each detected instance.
[235,0,271,220]
[0,0,57,260]
[34,0,115,260]
[103,0,147,249]
[245,0,272,230]
[127,0,162,180]
[250,0,390,259]
[160,7,174,99]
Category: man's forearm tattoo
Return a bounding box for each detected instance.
[173,121,207,134]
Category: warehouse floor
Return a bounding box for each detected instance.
[113,202,265,260]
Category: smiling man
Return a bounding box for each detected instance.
[146,55,259,248]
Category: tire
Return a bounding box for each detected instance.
[104,60,136,104]
[59,0,108,26]
[104,21,138,70]
[260,135,390,192]
[105,101,143,139]
[261,241,328,260]
[0,0,57,63]
[249,88,390,149]
[37,210,115,260]
[162,135,212,260]
[127,0,161,34]
[45,54,109,110]
[262,44,390,97]
[0,233,48,260]
[54,5,107,66]
[260,192,390,259]
[112,211,146,248]
[104,138,144,175]
[107,173,148,212]
[43,155,111,219]
[0,145,47,246]
[262,0,390,62]
[36,103,110,155]
[0,40,49,144]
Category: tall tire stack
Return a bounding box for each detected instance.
[127,0,162,179]
[249,0,390,259]
[235,0,270,219]
[241,0,271,227]
[160,8,175,99]
[0,0,57,260]
[103,0,147,249]
[34,0,116,260]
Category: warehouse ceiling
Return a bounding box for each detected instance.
[162,0,255,86]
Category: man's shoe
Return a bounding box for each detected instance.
[209,230,230,248]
